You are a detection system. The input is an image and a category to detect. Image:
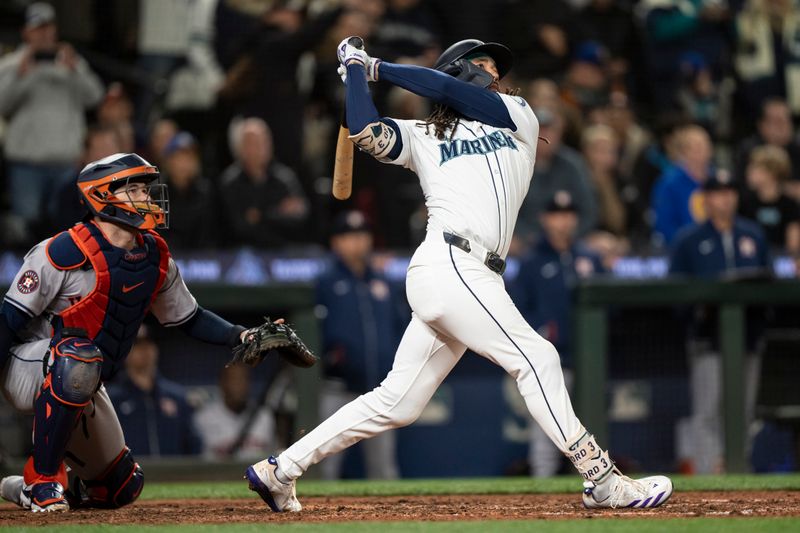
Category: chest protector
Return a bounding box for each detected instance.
[47,222,170,380]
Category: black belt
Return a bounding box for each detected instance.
[443,232,506,275]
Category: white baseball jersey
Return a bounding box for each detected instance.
[4,238,198,343]
[387,93,539,258]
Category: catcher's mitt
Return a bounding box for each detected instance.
[228,318,318,368]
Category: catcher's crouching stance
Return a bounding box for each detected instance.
[0,153,316,513]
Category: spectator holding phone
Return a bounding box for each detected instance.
[0,2,104,244]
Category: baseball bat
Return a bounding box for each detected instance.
[332,36,364,201]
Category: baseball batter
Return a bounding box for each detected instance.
[0,153,262,512]
[246,38,673,511]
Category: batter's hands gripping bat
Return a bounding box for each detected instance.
[332,36,364,201]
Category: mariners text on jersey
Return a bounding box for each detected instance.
[438,130,518,165]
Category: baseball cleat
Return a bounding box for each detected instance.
[245,456,301,512]
[582,473,673,509]
[0,476,27,509]
[23,481,70,513]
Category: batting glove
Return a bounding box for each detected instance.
[337,59,380,84]
[337,36,369,67]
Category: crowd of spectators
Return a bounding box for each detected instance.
[0,0,799,262]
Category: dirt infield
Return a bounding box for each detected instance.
[1,491,799,525]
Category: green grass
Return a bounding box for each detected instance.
[5,518,800,532]
[139,474,800,500]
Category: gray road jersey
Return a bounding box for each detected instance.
[4,238,198,342]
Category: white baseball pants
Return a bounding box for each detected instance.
[278,237,583,479]
[530,369,574,477]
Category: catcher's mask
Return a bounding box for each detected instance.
[76,153,169,230]
[434,39,513,89]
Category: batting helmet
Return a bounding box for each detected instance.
[434,39,513,85]
[76,153,169,230]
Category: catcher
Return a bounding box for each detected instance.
[0,152,315,512]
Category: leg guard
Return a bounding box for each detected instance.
[30,338,102,479]
[73,448,144,509]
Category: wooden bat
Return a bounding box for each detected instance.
[332,36,364,201]
[332,122,353,200]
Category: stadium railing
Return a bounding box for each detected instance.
[574,277,800,473]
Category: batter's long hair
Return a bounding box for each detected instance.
[420,86,520,141]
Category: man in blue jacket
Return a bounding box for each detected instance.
[669,172,770,473]
[314,211,405,479]
[651,124,714,245]
[511,190,604,477]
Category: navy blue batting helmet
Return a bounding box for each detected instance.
[434,39,513,81]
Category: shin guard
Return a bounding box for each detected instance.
[30,338,102,479]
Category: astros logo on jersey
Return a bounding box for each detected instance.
[16,270,39,294]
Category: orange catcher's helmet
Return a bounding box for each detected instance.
[76,153,169,230]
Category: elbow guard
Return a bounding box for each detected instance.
[349,120,399,160]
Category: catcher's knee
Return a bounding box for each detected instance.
[47,337,103,406]
[83,448,144,508]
